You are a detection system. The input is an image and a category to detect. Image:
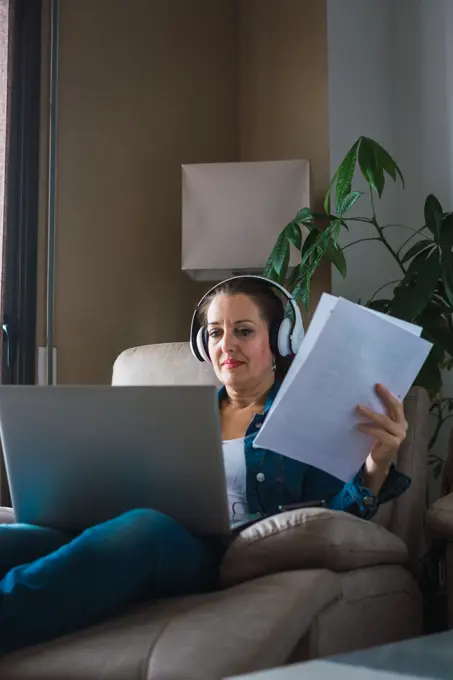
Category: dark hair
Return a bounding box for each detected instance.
[197,278,293,379]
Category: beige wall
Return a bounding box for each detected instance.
[37,0,329,384]
[239,0,330,316]
[38,0,239,383]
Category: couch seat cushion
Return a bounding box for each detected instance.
[0,570,340,680]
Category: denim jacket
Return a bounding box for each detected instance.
[219,381,411,521]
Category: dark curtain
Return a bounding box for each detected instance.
[0,0,42,506]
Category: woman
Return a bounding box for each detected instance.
[0,276,410,654]
[194,276,410,523]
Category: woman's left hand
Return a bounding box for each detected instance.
[357,384,408,472]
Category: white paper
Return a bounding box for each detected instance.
[254,294,432,482]
[363,304,423,335]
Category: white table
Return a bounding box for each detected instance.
[231,631,453,679]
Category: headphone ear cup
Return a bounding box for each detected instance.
[290,323,304,355]
[289,303,304,355]
[277,317,292,358]
[196,327,210,362]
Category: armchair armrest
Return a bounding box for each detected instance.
[426,493,453,541]
[220,508,408,588]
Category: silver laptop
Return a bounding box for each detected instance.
[0,385,230,537]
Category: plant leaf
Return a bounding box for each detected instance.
[367,299,391,313]
[295,207,313,224]
[401,239,434,264]
[358,137,385,197]
[265,268,282,284]
[424,194,443,240]
[324,242,347,277]
[373,142,405,188]
[286,222,339,310]
[311,212,336,221]
[323,139,359,214]
[287,262,303,291]
[439,212,453,247]
[324,168,340,214]
[418,303,453,358]
[263,229,287,280]
[295,228,334,310]
[286,235,318,300]
[285,221,302,250]
[263,251,276,279]
[390,248,441,321]
[301,227,321,258]
[334,141,360,212]
[336,191,362,216]
[331,219,342,242]
[434,281,453,312]
[441,249,453,306]
[273,232,290,277]
[292,274,310,310]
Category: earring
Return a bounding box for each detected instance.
[272,357,277,372]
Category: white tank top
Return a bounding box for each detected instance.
[222,437,249,522]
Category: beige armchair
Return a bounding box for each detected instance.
[425,429,453,629]
[0,342,430,680]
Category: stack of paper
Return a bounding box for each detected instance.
[254,294,432,481]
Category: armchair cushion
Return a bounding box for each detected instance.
[0,506,15,524]
[220,507,408,587]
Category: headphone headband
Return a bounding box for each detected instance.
[189,275,304,362]
[196,274,296,309]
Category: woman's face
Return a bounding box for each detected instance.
[206,293,274,390]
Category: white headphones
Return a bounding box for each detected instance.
[189,275,304,363]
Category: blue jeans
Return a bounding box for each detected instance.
[0,509,220,655]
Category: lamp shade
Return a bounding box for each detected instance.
[182,159,310,281]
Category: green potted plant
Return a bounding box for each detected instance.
[264,136,453,477]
